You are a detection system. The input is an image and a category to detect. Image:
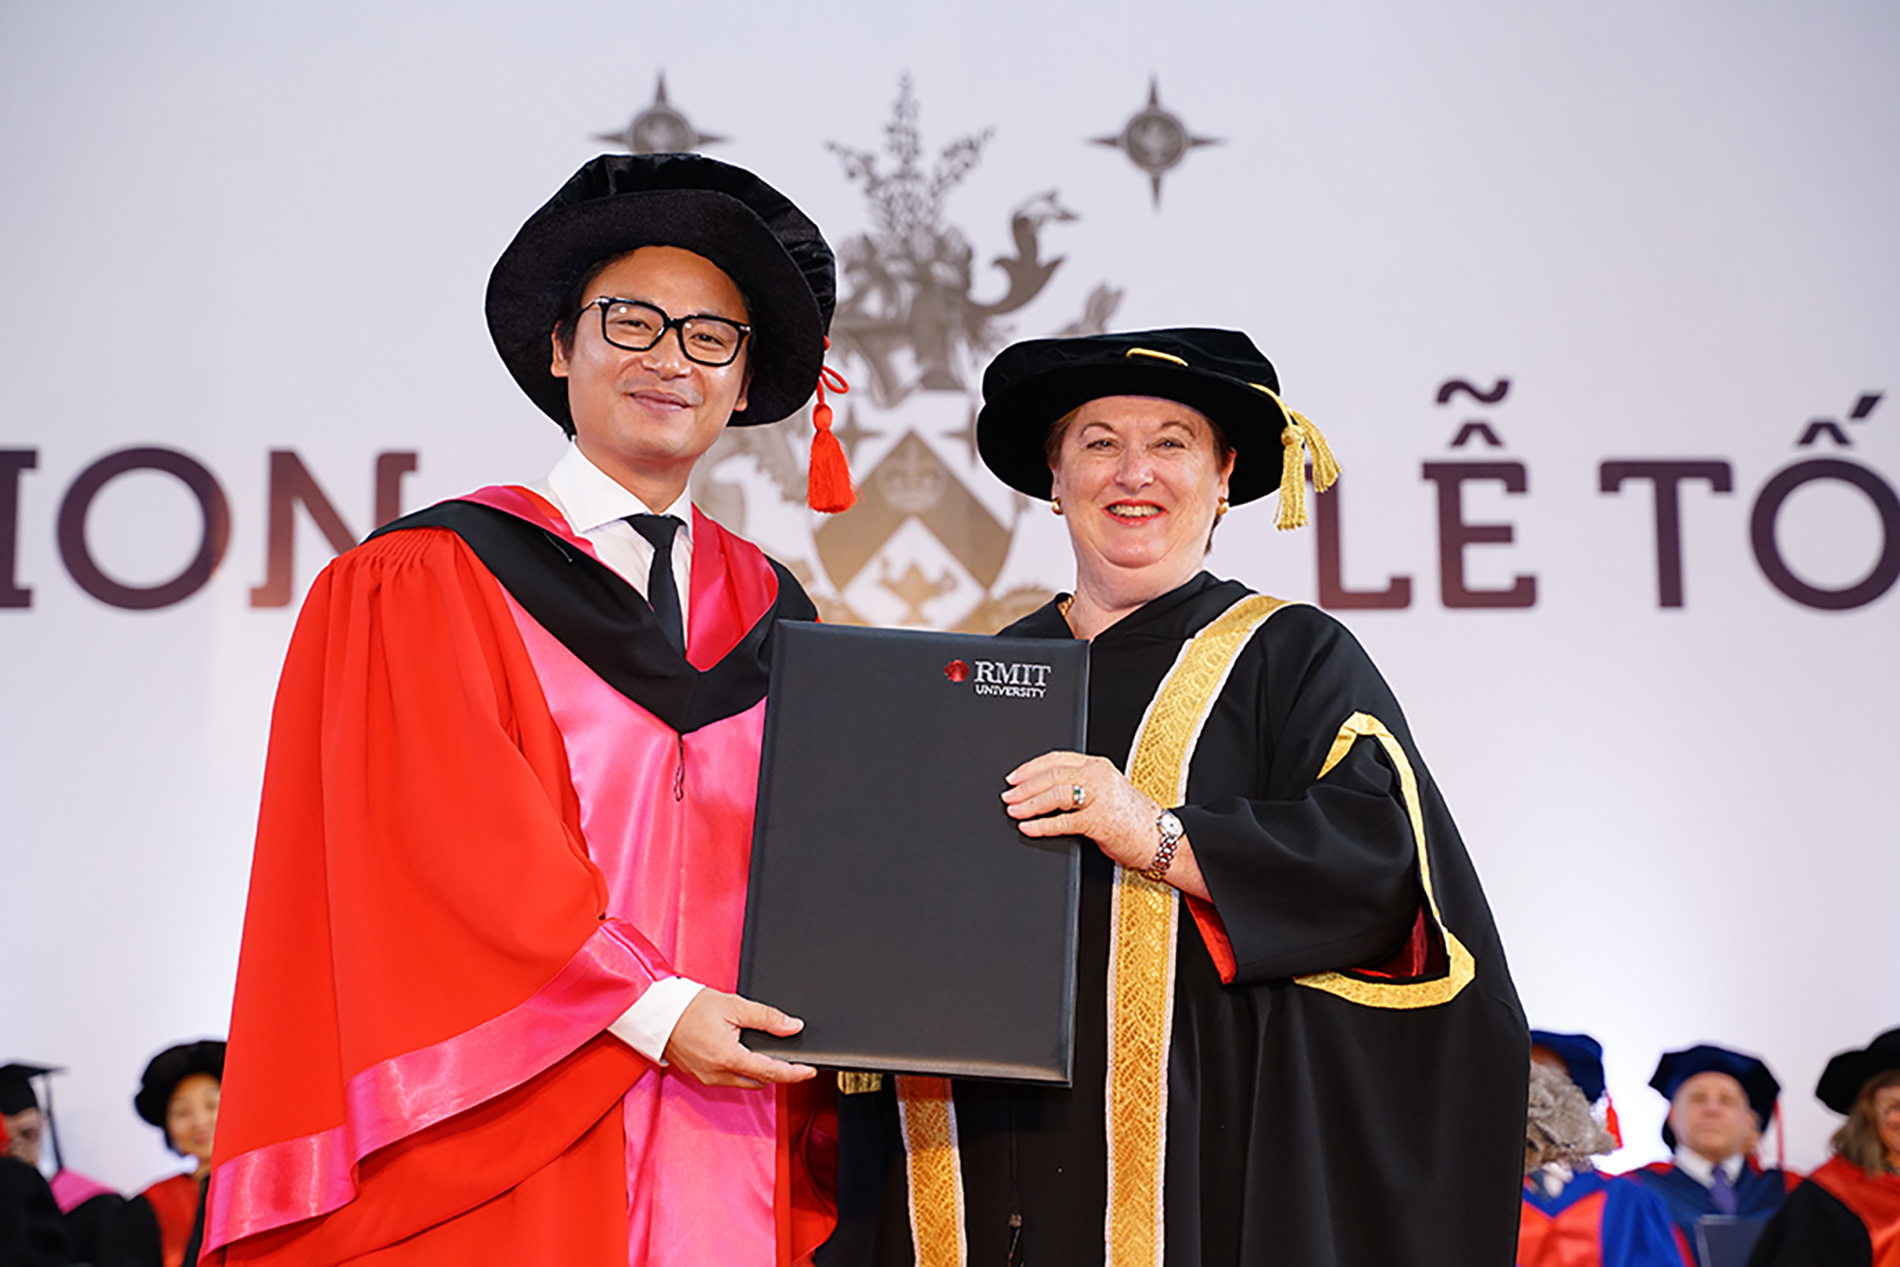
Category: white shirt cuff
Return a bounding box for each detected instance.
[607,976,706,1064]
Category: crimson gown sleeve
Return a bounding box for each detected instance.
[1173,605,1444,984]
[206,528,658,1262]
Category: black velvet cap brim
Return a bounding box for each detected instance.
[486,188,825,429]
[1815,1029,1900,1115]
[977,360,1286,504]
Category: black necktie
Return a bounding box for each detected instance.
[625,514,684,654]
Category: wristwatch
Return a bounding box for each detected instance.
[1142,810,1184,882]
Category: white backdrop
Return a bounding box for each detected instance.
[2,0,1895,1195]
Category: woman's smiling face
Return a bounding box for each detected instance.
[1049,394,1234,601]
[166,1071,220,1166]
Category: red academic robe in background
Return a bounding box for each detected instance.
[1750,1156,1900,1267]
[135,1173,202,1267]
[202,489,831,1267]
[1519,1170,1690,1267]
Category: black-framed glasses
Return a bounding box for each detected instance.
[580,298,750,367]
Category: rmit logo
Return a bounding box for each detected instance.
[972,661,1051,687]
[967,660,1053,698]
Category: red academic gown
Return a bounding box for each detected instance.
[138,1173,202,1267]
[1518,1171,1690,1267]
[203,488,832,1267]
[1750,1156,1900,1267]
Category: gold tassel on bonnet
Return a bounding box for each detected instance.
[1252,382,1340,531]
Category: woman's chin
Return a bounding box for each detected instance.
[1079,551,1202,604]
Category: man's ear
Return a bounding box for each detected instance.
[550,329,570,378]
[735,362,751,415]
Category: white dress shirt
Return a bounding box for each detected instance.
[529,443,705,1064]
[529,442,696,630]
[1672,1145,1746,1188]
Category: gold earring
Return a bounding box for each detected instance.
[1051,496,1063,516]
[1216,497,1230,517]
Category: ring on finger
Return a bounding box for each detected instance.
[1071,784,1087,808]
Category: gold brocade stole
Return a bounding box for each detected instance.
[895,1074,966,1267]
[1106,592,1291,1266]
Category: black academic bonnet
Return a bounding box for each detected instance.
[486,152,836,432]
[134,1040,225,1128]
[976,327,1306,505]
[1530,1030,1606,1104]
[1815,1028,1900,1115]
[1650,1043,1780,1149]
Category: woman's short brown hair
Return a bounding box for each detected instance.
[1830,1067,1900,1175]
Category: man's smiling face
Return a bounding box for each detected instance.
[551,245,751,506]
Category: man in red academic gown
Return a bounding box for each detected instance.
[203,154,853,1267]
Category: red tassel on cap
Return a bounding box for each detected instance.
[808,349,855,513]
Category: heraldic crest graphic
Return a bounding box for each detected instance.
[684,77,1126,632]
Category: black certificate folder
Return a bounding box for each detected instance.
[739,621,1086,1084]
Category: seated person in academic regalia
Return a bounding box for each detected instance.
[1748,1027,1900,1267]
[1626,1044,1801,1266]
[0,1110,73,1266]
[1521,1031,1687,1267]
[2,1061,123,1264]
[115,1041,222,1267]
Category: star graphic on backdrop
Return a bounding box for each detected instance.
[829,402,885,463]
[596,73,728,154]
[953,403,981,464]
[1091,77,1221,207]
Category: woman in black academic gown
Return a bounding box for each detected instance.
[1750,1028,1900,1267]
[109,1041,223,1267]
[820,329,1528,1267]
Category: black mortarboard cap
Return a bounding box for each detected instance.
[1530,1030,1606,1105]
[0,1063,59,1116]
[1650,1043,1780,1149]
[487,152,835,432]
[1,1062,69,1170]
[1815,1027,1900,1115]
